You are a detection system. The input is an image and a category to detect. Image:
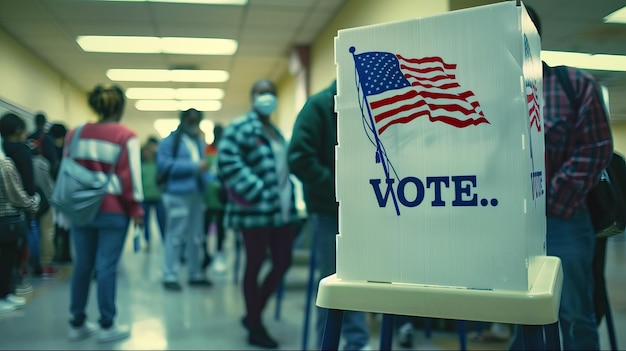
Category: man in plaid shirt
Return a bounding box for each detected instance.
[510,6,614,351]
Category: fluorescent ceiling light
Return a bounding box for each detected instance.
[77,36,237,55]
[153,119,216,144]
[107,69,229,82]
[541,50,626,72]
[604,6,626,23]
[135,99,222,111]
[126,88,224,100]
[97,0,247,4]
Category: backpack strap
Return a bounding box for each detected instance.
[67,124,120,176]
[67,124,85,159]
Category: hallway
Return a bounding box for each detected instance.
[0,230,624,350]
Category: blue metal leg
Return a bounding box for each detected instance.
[233,233,239,284]
[520,324,545,350]
[274,278,284,321]
[423,318,433,339]
[380,314,394,351]
[321,309,344,351]
[544,322,561,350]
[456,320,467,351]
[302,228,318,350]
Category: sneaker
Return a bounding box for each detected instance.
[489,323,511,340]
[15,283,33,295]
[5,294,26,307]
[98,325,130,343]
[398,322,414,348]
[33,266,57,279]
[0,299,17,314]
[212,253,227,273]
[68,321,98,341]
[42,265,59,275]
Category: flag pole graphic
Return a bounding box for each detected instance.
[350,46,401,216]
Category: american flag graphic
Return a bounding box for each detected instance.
[527,83,540,132]
[353,51,489,135]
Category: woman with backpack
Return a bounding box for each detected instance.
[61,85,144,343]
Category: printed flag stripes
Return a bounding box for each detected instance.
[353,50,489,134]
[527,83,541,132]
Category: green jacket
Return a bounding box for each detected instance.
[141,161,162,201]
[288,81,338,216]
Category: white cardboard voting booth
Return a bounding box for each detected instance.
[334,1,546,291]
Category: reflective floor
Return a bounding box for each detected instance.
[0,229,624,350]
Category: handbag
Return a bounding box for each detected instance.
[50,124,121,227]
[0,212,27,243]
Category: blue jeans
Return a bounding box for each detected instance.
[69,213,129,329]
[27,220,41,270]
[510,212,599,350]
[142,200,165,243]
[312,213,369,350]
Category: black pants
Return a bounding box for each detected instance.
[53,224,72,262]
[0,240,19,298]
[204,209,225,252]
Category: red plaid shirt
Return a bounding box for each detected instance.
[543,63,613,218]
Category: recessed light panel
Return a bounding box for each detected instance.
[126,88,224,100]
[542,51,626,72]
[77,36,237,55]
[107,69,229,82]
[135,100,222,111]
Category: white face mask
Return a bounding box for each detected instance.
[253,93,277,116]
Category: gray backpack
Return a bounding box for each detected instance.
[49,124,120,227]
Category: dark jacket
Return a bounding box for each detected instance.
[28,130,59,178]
[288,81,338,216]
[2,141,35,196]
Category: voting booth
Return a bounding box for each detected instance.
[317,2,563,350]
[334,1,546,292]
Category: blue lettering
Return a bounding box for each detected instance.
[369,178,395,207]
[452,175,477,206]
[397,177,425,207]
[426,176,449,206]
[531,171,544,199]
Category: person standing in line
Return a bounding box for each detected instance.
[288,80,371,351]
[157,108,212,291]
[48,123,72,264]
[140,136,166,250]
[508,6,614,351]
[64,85,144,343]
[203,124,227,273]
[26,112,58,277]
[28,112,59,178]
[1,113,38,297]
[0,134,41,314]
[218,79,300,349]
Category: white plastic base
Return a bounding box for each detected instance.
[316,256,562,325]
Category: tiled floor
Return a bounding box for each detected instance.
[0,230,624,350]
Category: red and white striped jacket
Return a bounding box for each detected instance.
[64,122,144,219]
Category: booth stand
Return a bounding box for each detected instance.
[317,256,562,350]
[326,2,556,349]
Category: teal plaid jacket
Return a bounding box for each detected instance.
[217,110,298,229]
